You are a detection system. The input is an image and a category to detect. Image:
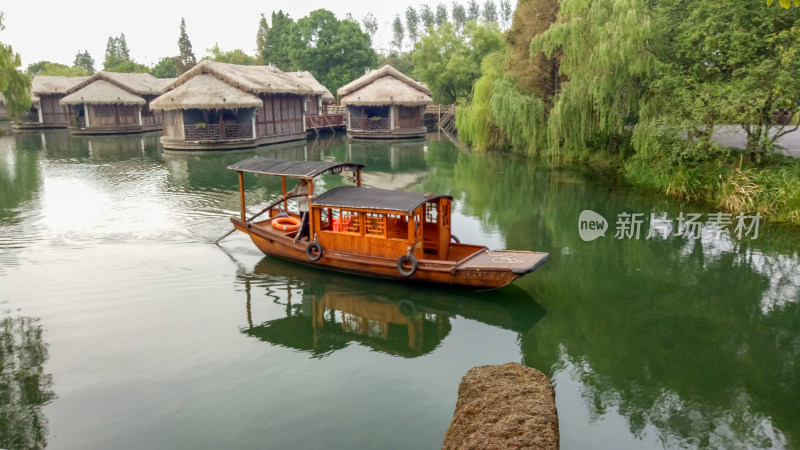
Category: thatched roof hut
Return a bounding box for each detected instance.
[61,80,146,106]
[162,60,315,97]
[151,61,316,151]
[287,71,334,102]
[64,72,170,99]
[31,76,90,96]
[150,74,262,111]
[337,65,431,107]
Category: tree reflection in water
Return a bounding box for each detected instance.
[0,313,56,450]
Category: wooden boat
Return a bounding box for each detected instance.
[227,157,548,289]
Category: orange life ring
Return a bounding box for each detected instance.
[272,216,301,231]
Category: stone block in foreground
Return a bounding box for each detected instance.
[442,362,559,449]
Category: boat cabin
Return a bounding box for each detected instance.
[311,186,453,261]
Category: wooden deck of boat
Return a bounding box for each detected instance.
[455,249,549,274]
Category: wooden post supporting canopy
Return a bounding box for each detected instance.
[281,177,288,211]
[238,171,246,221]
[308,179,314,237]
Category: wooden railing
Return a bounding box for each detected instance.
[184,123,253,140]
[18,112,39,123]
[349,117,390,130]
[306,113,346,129]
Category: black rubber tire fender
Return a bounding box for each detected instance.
[450,234,461,243]
[397,254,418,277]
[306,242,323,261]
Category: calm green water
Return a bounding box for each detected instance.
[0,126,798,449]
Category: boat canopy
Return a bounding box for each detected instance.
[312,186,452,214]
[228,157,365,179]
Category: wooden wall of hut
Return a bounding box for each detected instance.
[141,95,163,126]
[87,105,139,127]
[40,95,71,125]
[162,110,185,139]
[255,94,303,137]
[306,95,319,115]
[397,106,423,129]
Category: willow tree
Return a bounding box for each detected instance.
[0,13,31,120]
[531,0,653,159]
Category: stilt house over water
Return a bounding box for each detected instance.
[337,65,432,139]
[60,72,173,135]
[150,60,316,151]
[14,76,89,130]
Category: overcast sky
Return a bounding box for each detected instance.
[1,0,499,70]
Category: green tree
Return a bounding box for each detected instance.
[205,44,257,65]
[467,0,481,21]
[0,12,31,120]
[406,7,420,43]
[482,1,498,23]
[362,13,378,42]
[105,60,150,73]
[118,33,130,61]
[377,51,415,76]
[261,10,294,69]
[391,14,405,52]
[151,56,178,78]
[176,17,196,74]
[37,62,89,76]
[256,14,269,62]
[452,3,468,32]
[411,21,504,103]
[435,3,448,26]
[420,5,435,28]
[25,60,50,77]
[73,50,95,74]
[103,34,130,70]
[499,0,512,28]
[635,0,800,161]
[286,9,377,94]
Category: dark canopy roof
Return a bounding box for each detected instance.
[228,158,365,179]
[312,186,451,214]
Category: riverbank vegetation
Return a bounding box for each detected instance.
[457,0,800,225]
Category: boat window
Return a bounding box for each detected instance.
[425,202,438,224]
[339,210,361,234]
[365,213,385,237]
[387,214,407,240]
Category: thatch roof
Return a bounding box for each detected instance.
[66,72,169,96]
[150,74,263,111]
[338,65,429,97]
[31,76,90,95]
[166,60,315,96]
[337,65,431,107]
[61,79,146,106]
[339,77,432,107]
[287,71,334,101]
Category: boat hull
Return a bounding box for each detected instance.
[232,217,548,290]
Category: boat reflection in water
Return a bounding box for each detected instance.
[238,257,546,357]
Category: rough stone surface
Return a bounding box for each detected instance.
[442,362,559,450]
